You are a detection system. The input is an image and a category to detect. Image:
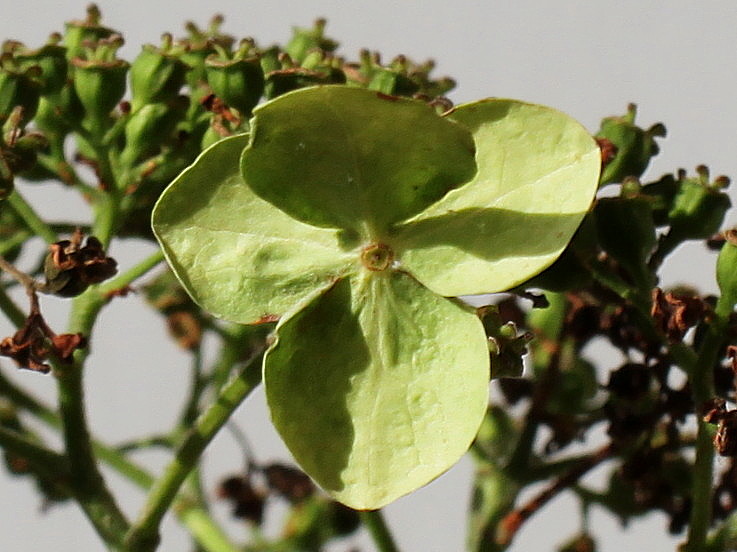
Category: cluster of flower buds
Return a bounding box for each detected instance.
[0,5,460,246]
[479,304,532,378]
[0,106,48,198]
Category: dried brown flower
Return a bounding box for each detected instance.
[44,229,117,297]
[0,309,86,372]
[651,288,706,342]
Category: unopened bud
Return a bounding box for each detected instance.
[120,97,187,167]
[176,16,234,88]
[71,55,128,134]
[33,84,85,136]
[285,19,338,64]
[13,41,68,95]
[596,104,665,185]
[717,229,737,311]
[63,5,115,60]
[667,170,731,241]
[205,41,264,116]
[0,61,41,124]
[129,36,188,111]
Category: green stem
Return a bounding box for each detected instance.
[54,249,170,548]
[56,358,130,549]
[0,230,31,256]
[0,426,69,482]
[97,249,164,296]
[0,353,236,552]
[683,295,732,551]
[124,347,264,551]
[6,190,57,243]
[176,502,241,552]
[92,190,121,249]
[360,509,401,552]
[0,284,26,327]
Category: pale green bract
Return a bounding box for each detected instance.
[152,86,600,510]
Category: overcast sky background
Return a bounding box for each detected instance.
[1,1,736,551]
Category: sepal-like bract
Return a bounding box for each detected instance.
[153,86,600,509]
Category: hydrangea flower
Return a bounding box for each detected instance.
[152,86,600,509]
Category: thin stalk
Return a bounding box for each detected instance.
[6,190,57,243]
[54,250,171,547]
[0,311,235,552]
[0,426,69,481]
[0,230,31,257]
[496,444,614,548]
[0,369,234,551]
[92,190,121,249]
[360,509,400,552]
[682,295,733,551]
[0,284,26,327]
[176,502,241,552]
[124,347,264,551]
[97,249,164,296]
[56,357,130,549]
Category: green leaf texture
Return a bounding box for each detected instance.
[152,134,355,324]
[264,272,489,509]
[392,99,601,296]
[240,86,476,235]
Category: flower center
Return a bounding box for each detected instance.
[361,243,393,271]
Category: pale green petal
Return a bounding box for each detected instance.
[264,270,490,509]
[241,86,476,236]
[152,135,355,324]
[392,99,601,297]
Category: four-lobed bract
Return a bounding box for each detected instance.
[152,85,600,509]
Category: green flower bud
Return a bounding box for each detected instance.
[480,306,532,379]
[596,104,665,185]
[0,59,41,124]
[595,195,657,290]
[63,5,115,61]
[717,229,737,311]
[285,19,338,64]
[667,166,731,242]
[71,39,129,136]
[129,35,188,111]
[13,39,68,95]
[1,131,48,176]
[120,97,187,167]
[368,68,419,96]
[262,50,344,100]
[641,173,678,226]
[33,84,85,136]
[177,15,234,87]
[205,40,264,116]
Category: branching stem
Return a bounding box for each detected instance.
[124,345,265,551]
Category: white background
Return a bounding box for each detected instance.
[1,1,736,550]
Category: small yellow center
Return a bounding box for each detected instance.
[361,243,393,271]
